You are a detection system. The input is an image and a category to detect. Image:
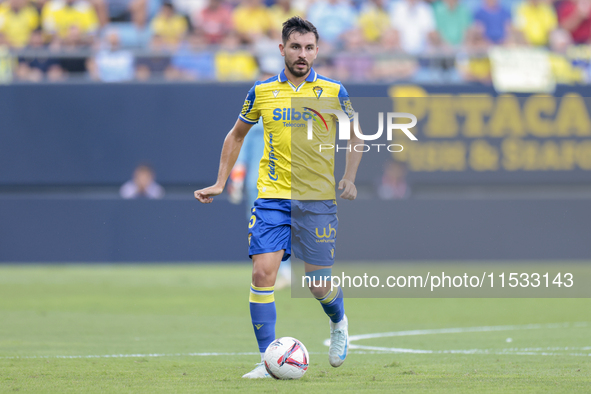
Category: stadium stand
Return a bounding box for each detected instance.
[0,0,590,83]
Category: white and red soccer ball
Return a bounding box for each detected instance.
[264,337,309,380]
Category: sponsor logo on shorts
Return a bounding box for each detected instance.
[315,224,336,243]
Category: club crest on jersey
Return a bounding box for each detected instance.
[273,90,280,98]
[313,86,323,99]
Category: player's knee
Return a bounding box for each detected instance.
[308,282,329,298]
[252,266,276,287]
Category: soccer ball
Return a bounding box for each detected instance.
[264,337,309,380]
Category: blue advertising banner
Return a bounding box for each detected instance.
[0,83,590,186]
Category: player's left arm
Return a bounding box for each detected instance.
[339,120,363,200]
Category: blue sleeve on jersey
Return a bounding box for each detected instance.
[238,82,261,124]
[338,83,349,98]
[338,83,355,120]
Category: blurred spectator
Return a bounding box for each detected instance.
[0,33,14,82]
[169,31,215,80]
[311,56,334,78]
[372,29,419,81]
[89,0,108,27]
[307,0,356,46]
[52,26,92,75]
[433,0,472,47]
[42,0,99,43]
[377,160,410,200]
[357,0,391,44]
[150,1,188,47]
[389,0,437,55]
[502,21,528,46]
[253,28,284,75]
[120,165,165,199]
[106,0,147,26]
[171,0,205,22]
[26,0,46,13]
[457,27,491,82]
[232,0,272,43]
[87,30,134,81]
[135,34,174,80]
[557,0,591,44]
[0,0,39,48]
[548,29,585,83]
[106,19,151,47]
[268,0,302,33]
[333,28,373,81]
[473,0,512,44]
[214,30,258,81]
[194,0,233,44]
[514,0,557,46]
[456,53,491,83]
[16,29,65,81]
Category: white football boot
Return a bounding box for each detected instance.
[241,362,271,379]
[328,314,348,367]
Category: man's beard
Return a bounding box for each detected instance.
[285,59,311,78]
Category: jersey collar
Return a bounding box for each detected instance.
[278,68,318,83]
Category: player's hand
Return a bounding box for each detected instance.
[194,184,224,203]
[338,179,357,200]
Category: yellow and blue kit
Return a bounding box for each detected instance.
[240,68,349,354]
[240,68,353,266]
[239,67,354,201]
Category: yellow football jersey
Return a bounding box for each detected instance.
[41,0,98,38]
[0,3,39,48]
[238,68,354,201]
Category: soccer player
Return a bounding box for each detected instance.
[194,16,363,378]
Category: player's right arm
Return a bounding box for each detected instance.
[194,119,253,203]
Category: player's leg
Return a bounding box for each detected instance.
[304,262,348,367]
[243,250,283,379]
[250,250,283,358]
[291,200,348,367]
[305,262,344,322]
[243,199,291,378]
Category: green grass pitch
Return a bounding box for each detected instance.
[1,264,590,393]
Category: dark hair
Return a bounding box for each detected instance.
[281,16,319,44]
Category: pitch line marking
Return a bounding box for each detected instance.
[323,322,590,357]
[1,323,587,360]
[0,352,261,360]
